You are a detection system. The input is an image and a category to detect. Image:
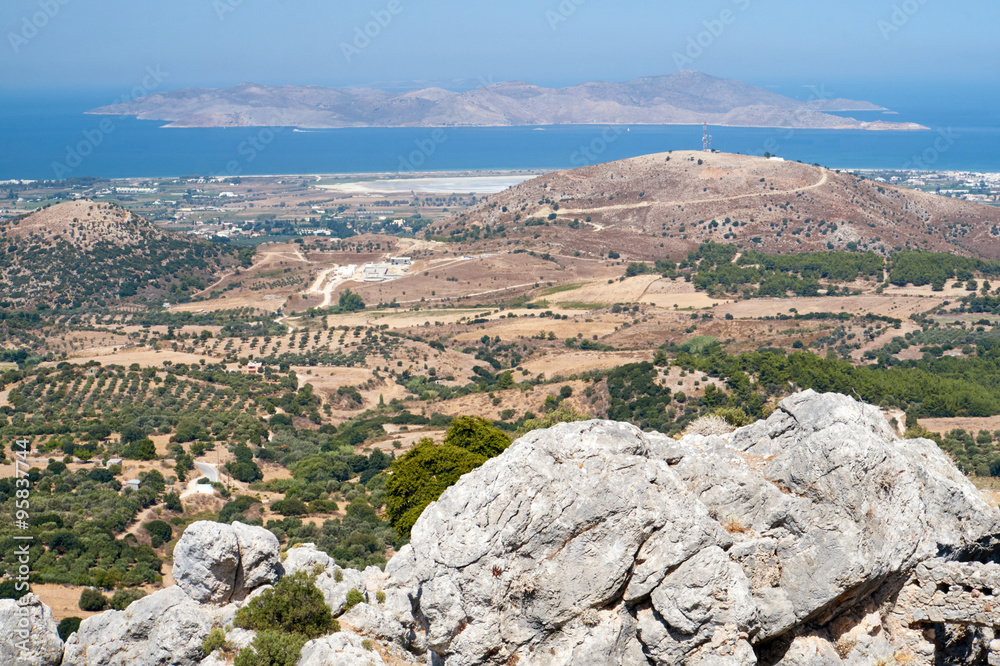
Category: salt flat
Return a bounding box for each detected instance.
[318,175,537,195]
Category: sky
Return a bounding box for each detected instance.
[1,0,996,94]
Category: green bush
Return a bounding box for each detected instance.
[234,571,336,639]
[201,626,227,656]
[0,580,24,600]
[57,617,82,641]
[344,588,365,612]
[109,588,146,611]
[234,630,307,666]
[386,416,512,539]
[144,520,173,548]
[79,588,109,612]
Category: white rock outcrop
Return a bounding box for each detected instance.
[382,391,1000,665]
[61,586,239,666]
[173,521,282,604]
[0,593,64,666]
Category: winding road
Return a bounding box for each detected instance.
[179,461,220,499]
[552,171,830,217]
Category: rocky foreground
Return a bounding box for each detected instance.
[5,391,1000,665]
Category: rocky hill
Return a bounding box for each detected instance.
[8,391,1000,665]
[447,151,1000,261]
[90,72,924,131]
[0,201,234,308]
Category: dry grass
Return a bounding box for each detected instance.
[721,514,750,534]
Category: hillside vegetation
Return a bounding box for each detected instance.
[0,200,234,308]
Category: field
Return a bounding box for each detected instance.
[9,153,1000,619]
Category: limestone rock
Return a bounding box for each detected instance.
[61,586,239,666]
[173,521,282,604]
[231,522,283,600]
[385,391,1000,665]
[0,593,63,666]
[297,633,388,666]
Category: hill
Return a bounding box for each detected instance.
[90,71,925,131]
[0,200,235,308]
[443,151,1000,261]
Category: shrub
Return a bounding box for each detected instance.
[78,588,109,612]
[163,492,183,513]
[684,415,734,437]
[271,498,308,516]
[376,590,386,604]
[0,580,23,600]
[234,571,336,638]
[344,588,365,612]
[201,626,227,656]
[144,520,173,548]
[57,617,82,641]
[234,630,307,666]
[109,588,146,611]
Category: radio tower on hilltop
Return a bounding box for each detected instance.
[702,122,712,152]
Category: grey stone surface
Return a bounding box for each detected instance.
[297,633,388,666]
[0,593,63,666]
[173,521,282,604]
[61,586,239,666]
[383,391,1000,665]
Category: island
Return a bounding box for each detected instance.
[89,70,928,131]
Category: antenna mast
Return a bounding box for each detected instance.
[702,122,712,152]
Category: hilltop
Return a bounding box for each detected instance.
[443,151,1000,261]
[90,71,924,131]
[0,200,235,308]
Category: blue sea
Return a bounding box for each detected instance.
[0,82,997,181]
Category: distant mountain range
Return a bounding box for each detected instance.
[90,71,927,131]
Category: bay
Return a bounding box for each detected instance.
[0,83,996,181]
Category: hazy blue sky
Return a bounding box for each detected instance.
[1,0,995,93]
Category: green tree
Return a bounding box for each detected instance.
[338,290,365,312]
[127,438,157,461]
[442,416,511,458]
[385,439,487,539]
[79,588,109,611]
[57,617,82,641]
[144,520,173,548]
[109,588,146,610]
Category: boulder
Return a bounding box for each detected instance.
[385,391,1000,665]
[0,593,63,666]
[173,521,282,604]
[61,585,239,666]
[298,633,388,666]
[231,522,283,600]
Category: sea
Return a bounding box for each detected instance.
[1,81,997,181]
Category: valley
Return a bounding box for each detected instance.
[5,151,1000,630]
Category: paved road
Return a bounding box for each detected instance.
[195,461,218,483]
